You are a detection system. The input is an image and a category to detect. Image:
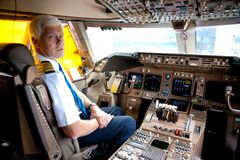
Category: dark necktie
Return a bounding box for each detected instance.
[58,63,90,119]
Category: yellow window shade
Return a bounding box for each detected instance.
[58,25,83,70]
[0,20,29,44]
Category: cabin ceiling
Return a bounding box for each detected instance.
[0,0,118,20]
[0,0,240,27]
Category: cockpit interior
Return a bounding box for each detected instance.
[0,0,240,160]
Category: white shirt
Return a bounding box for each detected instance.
[37,54,81,127]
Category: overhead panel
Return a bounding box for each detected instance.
[99,0,240,24]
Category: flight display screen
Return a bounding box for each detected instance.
[205,81,240,104]
[205,81,226,103]
[172,78,192,97]
[143,74,161,92]
[232,83,240,104]
[151,139,169,150]
[128,72,143,89]
[168,98,189,112]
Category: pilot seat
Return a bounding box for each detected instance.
[0,43,97,160]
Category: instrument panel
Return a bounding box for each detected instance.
[120,52,240,103]
[125,70,194,103]
[139,53,231,68]
[103,52,240,125]
[95,52,240,160]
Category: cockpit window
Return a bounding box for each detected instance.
[86,24,240,61]
[86,27,178,61]
[196,24,240,57]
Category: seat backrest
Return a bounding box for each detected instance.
[0,43,62,159]
[0,43,94,160]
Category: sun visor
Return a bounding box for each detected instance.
[100,55,143,72]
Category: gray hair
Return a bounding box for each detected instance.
[29,15,62,40]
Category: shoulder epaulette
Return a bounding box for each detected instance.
[37,61,55,74]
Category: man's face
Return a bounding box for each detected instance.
[37,25,64,59]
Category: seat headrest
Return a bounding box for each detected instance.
[0,43,35,77]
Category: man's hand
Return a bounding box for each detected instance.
[90,105,114,128]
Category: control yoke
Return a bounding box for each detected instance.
[225,86,240,160]
[225,86,240,115]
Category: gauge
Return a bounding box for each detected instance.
[165,73,171,80]
[162,89,170,96]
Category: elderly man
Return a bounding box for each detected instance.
[29,15,136,159]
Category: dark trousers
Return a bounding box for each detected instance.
[78,106,136,147]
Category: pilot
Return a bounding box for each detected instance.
[28,15,136,159]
